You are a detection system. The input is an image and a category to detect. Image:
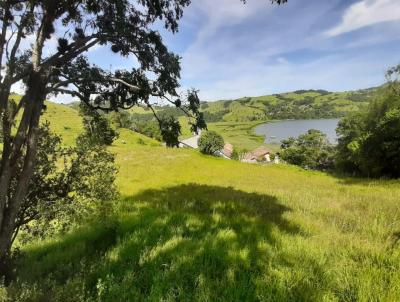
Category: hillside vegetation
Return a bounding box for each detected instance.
[90,87,379,151]
[3,101,400,302]
[200,87,378,122]
[99,87,378,125]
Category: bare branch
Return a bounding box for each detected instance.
[153,92,195,119]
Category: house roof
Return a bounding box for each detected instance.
[242,146,271,160]
[179,130,202,149]
[179,133,201,149]
[223,143,233,158]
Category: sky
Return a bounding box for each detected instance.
[12,0,400,102]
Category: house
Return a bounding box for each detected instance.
[241,146,272,163]
[214,142,234,159]
[179,130,202,149]
[222,143,233,158]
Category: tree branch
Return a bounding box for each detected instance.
[108,77,141,92]
[0,1,11,76]
[41,36,100,70]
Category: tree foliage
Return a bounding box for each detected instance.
[77,103,118,147]
[281,129,335,171]
[0,0,198,263]
[16,119,118,245]
[336,72,400,178]
[198,131,224,155]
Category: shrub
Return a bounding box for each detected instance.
[198,131,224,155]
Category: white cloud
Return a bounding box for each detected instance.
[194,52,391,101]
[180,0,275,78]
[326,0,400,37]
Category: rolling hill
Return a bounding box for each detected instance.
[200,87,379,122]
[3,96,400,301]
[115,87,379,151]
[67,87,378,127]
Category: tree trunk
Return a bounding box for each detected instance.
[0,5,53,279]
[0,72,46,279]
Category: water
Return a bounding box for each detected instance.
[254,119,340,144]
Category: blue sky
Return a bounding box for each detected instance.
[161,0,400,101]
[29,0,400,102]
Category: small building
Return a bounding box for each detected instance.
[222,143,233,158]
[214,143,234,159]
[179,130,202,149]
[241,147,272,163]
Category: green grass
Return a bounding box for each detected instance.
[42,101,83,146]
[178,117,278,152]
[9,94,83,147]
[3,101,400,301]
[207,121,279,152]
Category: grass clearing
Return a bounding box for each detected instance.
[3,101,400,301]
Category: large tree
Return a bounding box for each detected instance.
[336,66,400,178]
[0,0,287,269]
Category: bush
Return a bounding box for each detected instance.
[198,131,224,155]
[77,104,118,147]
[108,111,132,129]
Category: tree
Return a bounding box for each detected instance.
[281,129,335,171]
[0,0,287,270]
[108,110,132,129]
[335,112,366,174]
[336,70,400,178]
[77,103,118,147]
[198,131,224,155]
[2,120,117,279]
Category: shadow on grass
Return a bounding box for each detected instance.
[10,184,321,302]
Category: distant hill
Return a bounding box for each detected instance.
[8,86,380,149]
[111,86,380,123]
[200,87,380,122]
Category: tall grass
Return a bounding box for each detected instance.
[2,103,400,301]
[3,131,400,301]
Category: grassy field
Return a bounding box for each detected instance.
[10,94,83,146]
[170,116,275,152]
[3,101,400,301]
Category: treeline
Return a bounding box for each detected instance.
[280,69,400,179]
[263,96,340,119]
[336,86,400,178]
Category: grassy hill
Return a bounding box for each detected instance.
[200,87,378,122]
[9,94,83,146]
[118,87,378,126]
[4,100,400,301]
[121,87,379,151]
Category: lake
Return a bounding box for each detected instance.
[254,118,340,144]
